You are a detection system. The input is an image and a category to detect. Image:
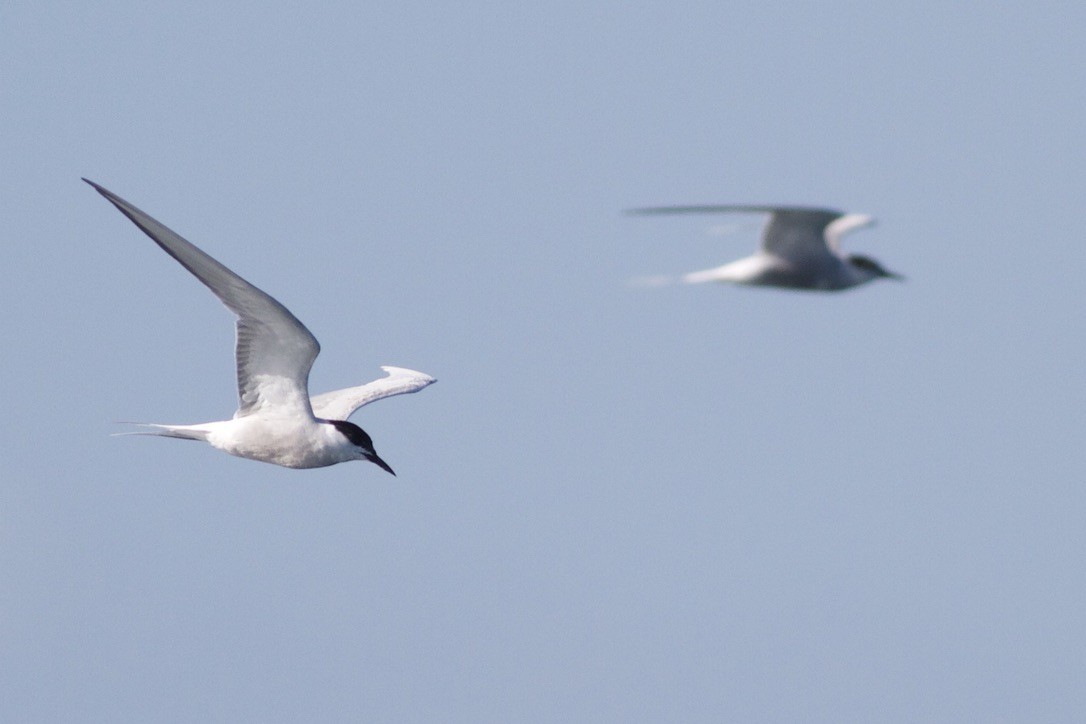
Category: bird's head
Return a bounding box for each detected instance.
[328,420,395,475]
[846,254,904,283]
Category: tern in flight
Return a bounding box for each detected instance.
[85,179,435,472]
[628,205,903,291]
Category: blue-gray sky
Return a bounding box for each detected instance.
[3,2,1085,721]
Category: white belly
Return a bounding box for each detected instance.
[203,415,353,469]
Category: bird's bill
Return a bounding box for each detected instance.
[884,270,906,281]
[369,453,396,476]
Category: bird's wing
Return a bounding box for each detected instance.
[85,179,320,419]
[628,204,848,261]
[823,213,876,253]
[309,366,436,421]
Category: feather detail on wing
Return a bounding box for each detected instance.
[310,366,436,421]
[84,179,320,418]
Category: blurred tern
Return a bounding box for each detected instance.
[629,204,903,291]
[85,178,435,472]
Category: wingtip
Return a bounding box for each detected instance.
[82,177,108,196]
[379,365,437,385]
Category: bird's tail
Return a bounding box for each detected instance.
[112,423,211,442]
[682,262,744,284]
[681,268,724,284]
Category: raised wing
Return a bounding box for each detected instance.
[85,179,320,418]
[823,213,876,253]
[309,366,436,421]
[628,204,853,261]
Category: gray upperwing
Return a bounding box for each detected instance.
[84,178,320,416]
[627,204,845,261]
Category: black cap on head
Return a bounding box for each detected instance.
[328,420,396,475]
[847,254,903,280]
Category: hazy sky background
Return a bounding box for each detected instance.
[3,2,1085,721]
